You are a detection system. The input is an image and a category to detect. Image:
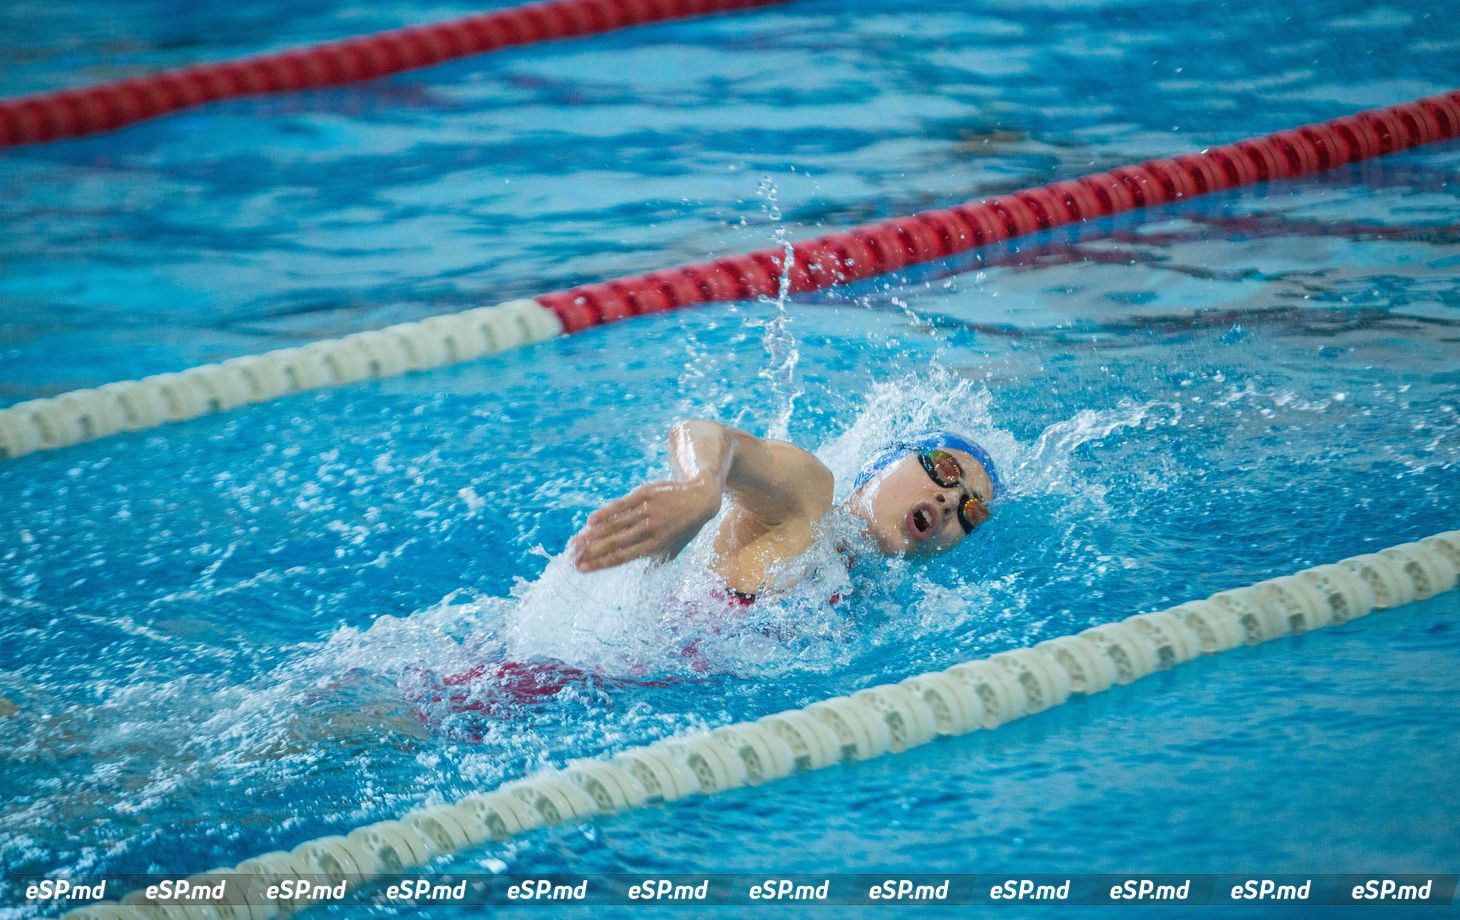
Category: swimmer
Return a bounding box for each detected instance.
[571,420,1000,600]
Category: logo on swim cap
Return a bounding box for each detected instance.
[852,429,1002,496]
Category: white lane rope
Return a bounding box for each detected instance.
[63,531,1460,919]
[0,299,563,461]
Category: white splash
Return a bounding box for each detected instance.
[753,175,802,441]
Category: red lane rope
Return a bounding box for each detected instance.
[0,0,785,147]
[536,90,1460,334]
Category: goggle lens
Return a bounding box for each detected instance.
[958,495,989,532]
[924,449,963,487]
[919,449,990,534]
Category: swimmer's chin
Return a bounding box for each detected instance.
[880,534,934,558]
[844,507,914,557]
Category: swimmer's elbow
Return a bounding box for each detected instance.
[668,419,735,486]
[669,420,732,457]
[807,459,835,511]
[671,418,728,437]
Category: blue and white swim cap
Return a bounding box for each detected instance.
[852,429,1002,496]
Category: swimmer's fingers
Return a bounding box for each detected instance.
[572,480,718,571]
[571,489,652,566]
[581,484,665,539]
[577,495,653,547]
[573,527,663,572]
[574,516,643,558]
[585,492,650,528]
[572,514,659,571]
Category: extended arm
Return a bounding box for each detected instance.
[570,420,833,573]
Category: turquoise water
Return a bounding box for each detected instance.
[2,0,1459,917]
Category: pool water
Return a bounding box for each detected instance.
[1,0,1458,916]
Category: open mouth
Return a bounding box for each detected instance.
[906,501,939,541]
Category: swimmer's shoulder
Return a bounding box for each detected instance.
[721,428,834,524]
[711,433,833,595]
[767,437,835,519]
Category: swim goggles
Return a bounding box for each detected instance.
[852,429,1002,497]
[919,448,990,533]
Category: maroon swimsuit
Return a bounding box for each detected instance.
[411,577,846,738]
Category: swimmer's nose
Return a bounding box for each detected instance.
[932,489,958,524]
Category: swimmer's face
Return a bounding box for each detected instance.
[848,448,994,557]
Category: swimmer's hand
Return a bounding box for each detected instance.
[571,476,722,572]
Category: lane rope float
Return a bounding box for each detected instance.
[532,89,1460,332]
[2,89,1458,463]
[61,530,1460,919]
[0,0,787,147]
